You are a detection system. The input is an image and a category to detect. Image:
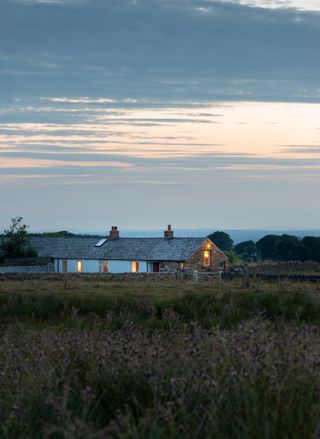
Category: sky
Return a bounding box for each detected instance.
[1,0,320,232]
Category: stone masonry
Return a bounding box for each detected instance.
[186,238,229,272]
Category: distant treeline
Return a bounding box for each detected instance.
[241,235,320,263]
[208,231,320,263]
[0,231,102,240]
[30,231,102,238]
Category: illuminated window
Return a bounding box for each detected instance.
[203,250,210,266]
[99,260,108,273]
[77,260,83,273]
[132,261,139,273]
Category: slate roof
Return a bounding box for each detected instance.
[30,237,207,261]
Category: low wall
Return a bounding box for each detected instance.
[0,264,55,273]
[223,272,320,283]
[231,261,320,275]
[0,257,55,274]
[0,271,221,282]
[0,257,53,266]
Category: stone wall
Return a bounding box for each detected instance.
[223,272,320,283]
[0,258,55,273]
[0,271,223,282]
[0,257,53,266]
[0,264,55,273]
[230,261,320,275]
[186,239,229,272]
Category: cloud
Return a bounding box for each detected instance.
[281,144,320,153]
[1,99,319,168]
[16,0,89,4]
[217,0,320,12]
[0,156,133,169]
[1,0,319,103]
[47,97,117,104]
[1,1,320,230]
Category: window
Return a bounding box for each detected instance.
[99,260,108,273]
[77,260,83,273]
[203,250,210,267]
[132,261,139,273]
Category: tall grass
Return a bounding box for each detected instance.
[1,280,320,328]
[1,279,320,437]
[1,319,320,438]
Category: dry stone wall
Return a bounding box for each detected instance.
[231,261,320,275]
[0,271,223,282]
[0,258,55,273]
[0,264,55,273]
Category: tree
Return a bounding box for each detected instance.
[207,231,233,251]
[234,240,258,262]
[256,235,279,260]
[42,231,75,238]
[224,250,241,265]
[1,217,37,258]
[301,236,320,262]
[273,235,308,261]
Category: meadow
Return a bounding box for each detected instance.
[1,277,320,438]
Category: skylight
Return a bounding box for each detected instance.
[95,238,107,247]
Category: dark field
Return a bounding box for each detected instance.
[1,278,320,438]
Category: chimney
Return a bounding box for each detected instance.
[109,226,119,240]
[164,224,174,240]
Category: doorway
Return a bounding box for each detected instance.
[62,259,68,273]
[152,262,160,272]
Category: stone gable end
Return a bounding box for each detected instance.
[186,239,229,272]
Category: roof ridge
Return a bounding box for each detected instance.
[31,236,206,241]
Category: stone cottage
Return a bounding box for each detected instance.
[30,225,229,274]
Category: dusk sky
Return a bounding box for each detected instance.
[1,0,320,232]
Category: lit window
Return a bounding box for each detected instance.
[203,250,210,266]
[132,261,139,273]
[99,260,108,273]
[77,260,83,273]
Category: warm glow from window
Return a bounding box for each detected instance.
[77,260,83,273]
[99,260,108,273]
[132,261,139,273]
[203,250,210,266]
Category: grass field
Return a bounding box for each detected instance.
[1,278,320,438]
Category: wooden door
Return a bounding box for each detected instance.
[63,259,67,273]
[153,262,160,272]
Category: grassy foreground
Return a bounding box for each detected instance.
[1,278,320,438]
